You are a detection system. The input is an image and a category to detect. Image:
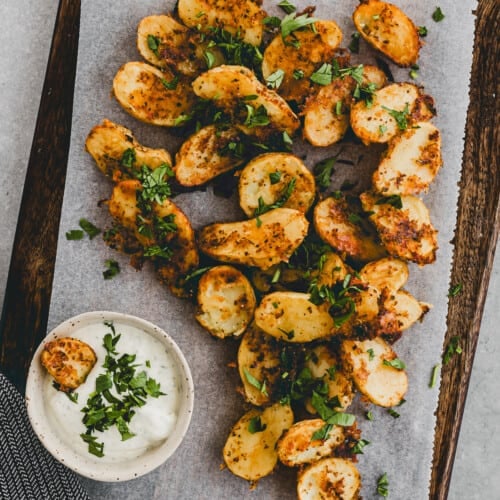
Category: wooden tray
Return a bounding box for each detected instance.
[0,1,497,498]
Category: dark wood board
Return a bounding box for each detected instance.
[0,1,497,498]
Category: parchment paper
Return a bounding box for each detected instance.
[48,1,477,498]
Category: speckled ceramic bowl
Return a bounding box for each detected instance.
[26,311,194,482]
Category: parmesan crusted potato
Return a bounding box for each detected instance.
[373,121,442,195]
[238,153,316,216]
[378,289,429,334]
[278,419,345,467]
[223,403,294,481]
[41,337,97,391]
[175,125,244,186]
[360,191,438,265]
[353,0,420,67]
[85,119,172,179]
[113,62,196,126]
[359,257,409,293]
[316,252,350,287]
[297,457,361,500]
[350,82,434,145]
[197,207,309,270]
[195,265,256,338]
[341,337,408,407]
[178,0,266,46]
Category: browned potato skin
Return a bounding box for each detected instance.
[353,0,420,67]
[41,337,97,391]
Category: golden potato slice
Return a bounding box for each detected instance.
[238,153,316,216]
[379,289,429,333]
[223,403,294,481]
[195,265,256,338]
[373,121,442,195]
[197,207,308,270]
[238,323,281,406]
[360,191,438,265]
[178,0,266,46]
[108,179,143,234]
[353,0,420,67]
[314,195,387,263]
[175,125,244,186]
[85,119,172,179]
[254,291,334,343]
[192,65,300,136]
[297,457,361,500]
[278,419,345,467]
[350,82,434,145]
[262,20,343,103]
[359,257,409,293]
[113,61,195,126]
[316,253,350,288]
[341,337,408,407]
[41,337,97,391]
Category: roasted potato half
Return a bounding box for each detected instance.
[238,153,316,217]
[378,289,429,334]
[197,207,308,270]
[316,252,350,288]
[195,265,256,338]
[85,119,172,179]
[113,62,196,126]
[353,0,420,67]
[41,337,97,391]
[223,403,294,481]
[360,191,438,265]
[297,457,361,500]
[341,337,408,407]
[359,257,409,293]
[373,121,442,195]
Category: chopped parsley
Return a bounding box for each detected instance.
[310,63,334,85]
[382,103,410,131]
[375,194,403,209]
[204,50,216,69]
[278,0,296,14]
[66,229,84,240]
[248,416,267,434]
[244,104,270,128]
[418,25,428,37]
[293,68,304,80]
[348,32,361,53]
[383,358,406,370]
[161,75,179,90]
[313,157,337,190]
[432,7,445,22]
[121,147,136,169]
[137,164,174,205]
[143,245,173,260]
[79,218,101,239]
[254,178,296,216]
[353,438,370,454]
[266,68,285,89]
[367,348,375,361]
[103,259,120,280]
[443,336,463,364]
[448,282,463,297]
[269,171,282,184]
[147,34,161,56]
[280,12,318,38]
[243,368,268,396]
[429,363,441,388]
[366,410,374,421]
[377,472,389,497]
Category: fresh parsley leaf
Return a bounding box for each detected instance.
[147,34,161,56]
[121,148,136,169]
[266,68,285,89]
[429,363,441,388]
[145,377,166,398]
[328,412,356,426]
[248,416,267,434]
[103,259,120,280]
[313,157,336,190]
[243,369,268,396]
[204,50,216,69]
[269,171,282,184]
[375,194,403,209]
[161,75,179,90]
[379,124,388,136]
[418,25,428,36]
[367,348,375,361]
[66,229,84,240]
[254,178,296,216]
[348,32,360,53]
[366,410,374,421]
[143,245,173,260]
[382,103,410,130]
[387,408,400,418]
[293,68,304,80]
[79,219,101,239]
[448,283,463,297]
[377,472,389,497]
[353,438,370,454]
[281,13,318,38]
[310,63,333,85]
[383,358,406,370]
[278,0,296,14]
[80,433,104,457]
[443,336,463,364]
[138,164,174,204]
[244,104,270,128]
[432,7,445,22]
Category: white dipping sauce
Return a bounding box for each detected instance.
[43,321,181,463]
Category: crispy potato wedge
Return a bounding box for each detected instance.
[379,289,429,333]
[262,20,343,103]
[195,265,256,338]
[314,195,387,263]
[41,337,97,391]
[350,82,434,145]
[360,191,438,265]
[341,337,408,407]
[113,62,196,126]
[175,125,244,186]
[359,257,409,293]
[223,403,294,481]
[238,323,282,406]
[85,119,172,179]
[238,153,316,216]
[254,291,334,343]
[192,65,300,136]
[373,121,442,195]
[108,179,143,234]
[278,419,345,467]
[178,0,266,46]
[298,457,361,500]
[353,0,420,67]
[198,207,308,270]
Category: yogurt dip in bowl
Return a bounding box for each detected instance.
[26,311,194,481]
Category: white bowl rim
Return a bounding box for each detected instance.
[25,311,195,482]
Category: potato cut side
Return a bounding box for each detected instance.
[314,195,387,263]
[178,0,266,46]
[85,119,172,179]
[197,207,308,270]
[238,153,316,216]
[113,62,196,126]
[175,125,244,186]
[353,0,420,67]
[379,289,429,333]
[192,65,300,136]
[108,179,143,233]
[316,253,350,288]
[341,337,408,407]
[298,457,361,500]
[278,419,345,467]
[254,291,334,343]
[373,121,442,195]
[41,337,97,391]
[360,191,438,265]
[223,403,294,481]
[262,20,343,103]
[350,82,434,145]
[359,257,409,293]
[238,323,282,406]
[195,265,256,338]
